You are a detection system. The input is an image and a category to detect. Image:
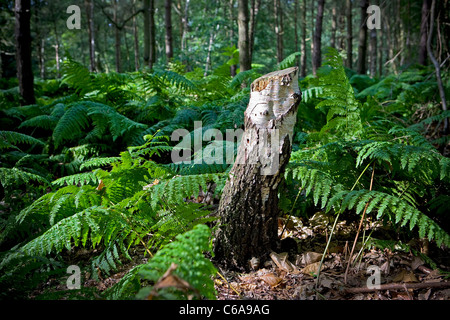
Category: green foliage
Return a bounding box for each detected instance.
[287,48,450,248]
[137,224,217,300]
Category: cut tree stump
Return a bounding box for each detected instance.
[213,67,301,270]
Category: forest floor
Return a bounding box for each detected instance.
[214,213,450,300]
[27,211,450,300]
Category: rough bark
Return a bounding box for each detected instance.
[15,0,35,106]
[213,67,302,271]
[312,0,325,75]
[357,0,368,74]
[238,0,251,72]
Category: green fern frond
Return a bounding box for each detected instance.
[138,224,217,300]
[79,157,121,170]
[52,172,98,187]
[278,52,301,70]
[0,167,49,188]
[0,131,45,149]
[53,104,90,148]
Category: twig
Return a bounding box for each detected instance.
[315,161,374,290]
[216,270,241,298]
[344,162,376,284]
[345,281,450,294]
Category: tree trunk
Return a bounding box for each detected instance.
[165,0,174,61]
[249,0,260,63]
[113,0,121,73]
[346,0,353,69]
[419,0,430,65]
[357,0,368,74]
[39,38,45,79]
[204,3,219,76]
[427,0,448,134]
[85,0,96,72]
[238,0,251,72]
[213,67,302,271]
[133,0,140,71]
[294,0,299,62]
[312,0,325,75]
[144,0,150,67]
[229,0,237,77]
[331,5,337,48]
[300,0,307,77]
[181,0,190,53]
[273,0,284,64]
[15,0,35,105]
[143,0,156,69]
[369,28,377,77]
[53,21,61,78]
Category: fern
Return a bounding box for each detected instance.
[52,171,98,187]
[137,224,217,300]
[278,51,301,70]
[148,173,225,209]
[0,131,45,150]
[0,167,49,188]
[289,48,450,249]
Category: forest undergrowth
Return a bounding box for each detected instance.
[0,48,449,300]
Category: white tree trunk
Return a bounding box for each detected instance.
[214,67,301,270]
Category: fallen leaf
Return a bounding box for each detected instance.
[261,273,282,287]
[418,288,432,300]
[320,277,334,289]
[302,262,323,276]
[299,252,323,266]
[393,269,419,283]
[411,256,424,270]
[147,263,199,299]
[270,252,300,274]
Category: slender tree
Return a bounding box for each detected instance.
[273,0,284,64]
[133,0,140,71]
[85,0,96,72]
[249,0,260,63]
[238,0,251,72]
[229,0,237,76]
[357,0,369,74]
[312,0,325,75]
[346,0,353,69]
[427,0,448,133]
[143,0,156,69]
[165,0,174,61]
[330,4,337,48]
[300,0,307,77]
[369,27,377,77]
[419,0,430,65]
[15,0,35,105]
[113,0,121,72]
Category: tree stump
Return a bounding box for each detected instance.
[213,67,301,270]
